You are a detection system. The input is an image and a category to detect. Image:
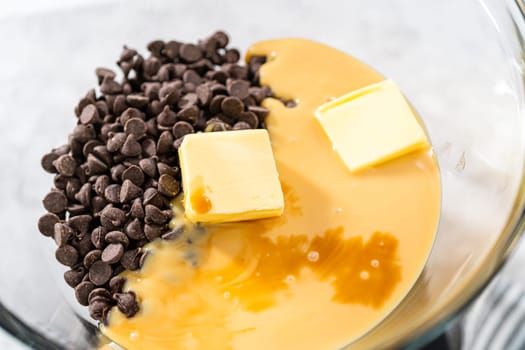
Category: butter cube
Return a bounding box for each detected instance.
[315,80,429,173]
[179,129,284,223]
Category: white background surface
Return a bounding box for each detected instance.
[1,0,525,349]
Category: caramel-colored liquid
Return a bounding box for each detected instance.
[103,39,441,350]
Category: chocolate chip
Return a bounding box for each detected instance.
[157,163,180,178]
[89,299,112,322]
[209,95,226,114]
[132,53,144,70]
[104,184,121,204]
[107,132,126,153]
[189,59,214,75]
[163,40,181,60]
[100,207,126,230]
[56,245,80,267]
[105,231,130,247]
[183,70,202,85]
[111,95,127,116]
[93,175,110,196]
[77,165,89,183]
[121,134,142,157]
[41,152,59,173]
[157,106,176,128]
[157,131,173,155]
[120,179,143,203]
[120,248,141,270]
[124,118,147,139]
[126,94,149,108]
[95,67,116,84]
[158,174,180,197]
[65,177,81,200]
[224,48,240,63]
[233,121,251,130]
[159,85,181,106]
[91,227,106,249]
[79,104,101,125]
[138,158,157,178]
[114,292,139,318]
[52,154,76,177]
[96,100,109,117]
[72,183,90,207]
[182,82,195,94]
[121,107,145,125]
[68,215,92,237]
[156,64,172,82]
[54,222,74,247]
[177,105,199,124]
[109,275,126,294]
[130,198,144,219]
[54,144,72,156]
[212,30,229,48]
[124,219,142,241]
[177,93,198,109]
[248,105,269,121]
[238,111,259,128]
[227,80,250,100]
[279,98,294,107]
[64,266,86,288]
[221,96,244,118]
[53,175,69,192]
[173,136,186,149]
[211,83,228,96]
[145,205,169,225]
[121,166,144,187]
[68,204,87,216]
[43,190,67,214]
[171,64,185,78]
[100,76,122,95]
[226,64,249,80]
[92,146,113,167]
[89,261,112,286]
[179,43,203,63]
[120,46,137,62]
[172,121,194,139]
[75,281,96,306]
[144,56,162,77]
[142,188,164,208]
[144,224,162,241]
[101,243,124,264]
[83,139,103,159]
[196,84,212,105]
[38,213,60,237]
[142,82,161,100]
[142,137,157,156]
[195,113,208,132]
[86,154,108,175]
[83,249,102,268]
[91,196,107,215]
[88,288,113,305]
[110,164,126,182]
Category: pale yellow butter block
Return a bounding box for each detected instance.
[315,80,429,173]
[179,129,284,223]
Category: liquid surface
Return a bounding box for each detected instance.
[103,39,441,350]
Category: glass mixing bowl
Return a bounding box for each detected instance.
[1,0,525,349]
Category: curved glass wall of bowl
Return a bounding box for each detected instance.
[354,0,525,348]
[0,0,524,349]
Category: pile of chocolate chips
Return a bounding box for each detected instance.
[37,31,272,323]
